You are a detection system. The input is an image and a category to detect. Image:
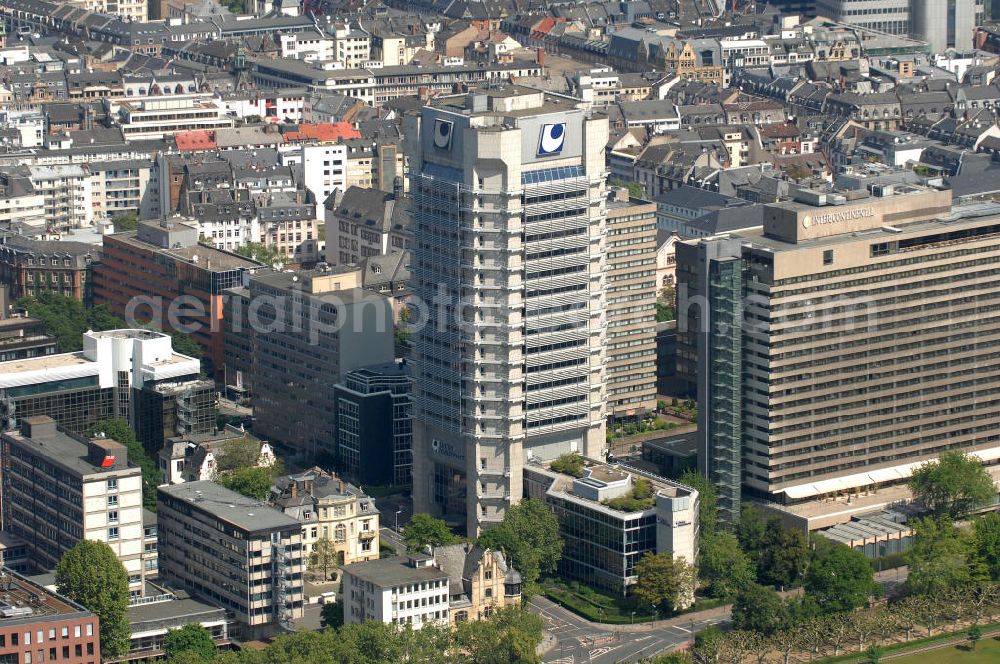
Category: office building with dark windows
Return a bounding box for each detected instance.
[524,462,698,596]
[407,86,609,536]
[230,268,394,459]
[333,360,413,487]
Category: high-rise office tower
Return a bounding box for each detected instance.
[407,87,609,535]
[814,0,911,36]
[679,185,1000,527]
[911,0,985,53]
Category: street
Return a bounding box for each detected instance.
[532,566,910,663]
[531,596,727,664]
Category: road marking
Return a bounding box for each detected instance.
[589,647,611,658]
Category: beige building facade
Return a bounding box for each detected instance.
[271,468,380,568]
[408,87,609,535]
[684,184,1000,513]
[606,190,658,415]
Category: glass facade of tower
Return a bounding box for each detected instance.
[706,257,743,523]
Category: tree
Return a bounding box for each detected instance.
[805,538,880,613]
[679,470,717,538]
[310,537,338,579]
[865,644,883,664]
[234,241,286,269]
[731,583,786,635]
[602,477,656,512]
[909,450,996,516]
[404,513,458,553]
[216,466,272,501]
[737,503,767,562]
[906,516,982,596]
[627,181,645,199]
[111,212,139,233]
[320,601,343,629]
[453,606,544,664]
[477,498,563,594]
[87,419,158,511]
[757,518,809,589]
[214,436,271,474]
[16,293,124,352]
[651,654,692,664]
[164,624,216,661]
[698,531,754,599]
[56,541,131,659]
[973,512,1000,580]
[634,552,697,613]
[968,624,983,651]
[692,626,726,664]
[549,453,585,478]
[171,332,203,360]
[656,286,676,322]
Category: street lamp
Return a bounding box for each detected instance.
[395,510,402,534]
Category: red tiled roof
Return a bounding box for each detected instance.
[175,130,217,151]
[282,122,361,143]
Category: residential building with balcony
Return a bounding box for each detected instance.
[157,481,305,639]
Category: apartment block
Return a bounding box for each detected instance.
[0,233,99,303]
[0,169,45,228]
[341,544,523,628]
[2,416,148,596]
[157,481,305,638]
[26,164,93,229]
[407,86,609,535]
[606,189,658,415]
[341,553,451,628]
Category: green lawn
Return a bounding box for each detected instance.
[892,635,1000,663]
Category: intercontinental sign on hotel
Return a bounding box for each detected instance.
[802,207,875,228]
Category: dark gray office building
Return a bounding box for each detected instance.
[333,361,412,487]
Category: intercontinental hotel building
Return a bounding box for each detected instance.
[678,183,1000,526]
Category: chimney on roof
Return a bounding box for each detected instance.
[290,481,297,498]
